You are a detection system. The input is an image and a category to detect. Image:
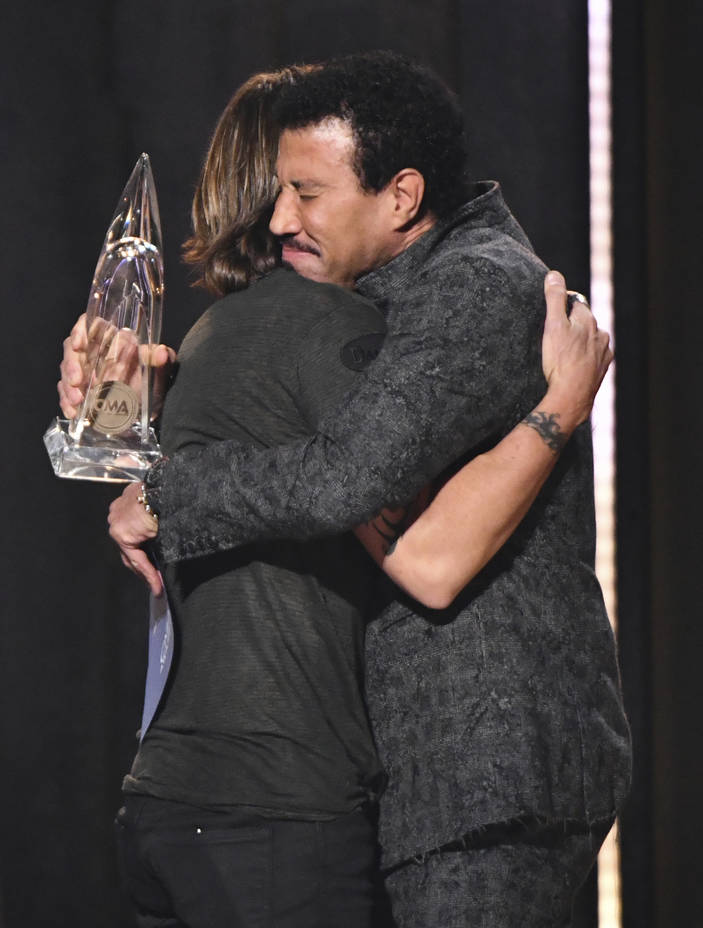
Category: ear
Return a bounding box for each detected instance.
[387,168,426,228]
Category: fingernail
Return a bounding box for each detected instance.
[546,271,562,285]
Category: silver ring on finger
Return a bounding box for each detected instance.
[567,290,591,312]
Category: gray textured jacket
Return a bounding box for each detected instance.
[147,182,631,866]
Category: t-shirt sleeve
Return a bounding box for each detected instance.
[151,254,546,563]
[293,304,386,427]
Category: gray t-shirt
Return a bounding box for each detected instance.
[124,268,387,818]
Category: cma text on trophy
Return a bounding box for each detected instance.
[44,154,164,482]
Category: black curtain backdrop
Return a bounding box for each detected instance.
[612,1,703,925]
[0,2,629,926]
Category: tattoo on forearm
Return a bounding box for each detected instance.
[371,509,410,555]
[521,410,567,454]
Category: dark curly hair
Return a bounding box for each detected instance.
[273,51,471,219]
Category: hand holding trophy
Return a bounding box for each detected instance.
[44,154,164,482]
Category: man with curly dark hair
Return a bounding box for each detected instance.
[271,50,472,221]
[109,51,630,926]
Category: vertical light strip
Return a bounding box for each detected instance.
[588,2,622,927]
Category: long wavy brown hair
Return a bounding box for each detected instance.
[183,66,311,296]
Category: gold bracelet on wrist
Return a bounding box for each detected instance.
[136,483,159,523]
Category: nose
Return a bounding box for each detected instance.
[269,188,301,237]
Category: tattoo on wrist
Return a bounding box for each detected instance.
[521,411,567,454]
[372,510,410,555]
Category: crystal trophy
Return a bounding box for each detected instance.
[44,153,164,482]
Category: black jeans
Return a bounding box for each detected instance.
[115,795,377,928]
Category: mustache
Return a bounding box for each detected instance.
[278,235,321,256]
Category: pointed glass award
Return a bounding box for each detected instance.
[44,154,164,482]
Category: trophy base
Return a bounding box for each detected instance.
[43,417,162,483]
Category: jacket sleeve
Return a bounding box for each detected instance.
[151,256,546,563]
